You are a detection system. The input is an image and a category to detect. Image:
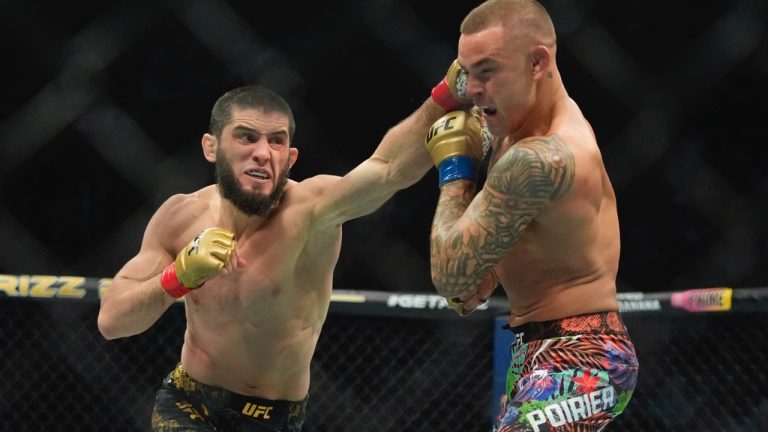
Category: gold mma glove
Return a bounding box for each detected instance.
[425,108,492,187]
[431,59,470,111]
[160,227,235,298]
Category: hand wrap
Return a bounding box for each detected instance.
[431,59,470,111]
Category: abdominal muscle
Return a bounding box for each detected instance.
[178,286,327,401]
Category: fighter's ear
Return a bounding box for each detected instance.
[202,133,217,162]
[530,45,552,80]
[288,147,298,168]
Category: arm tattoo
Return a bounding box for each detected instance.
[430,135,575,297]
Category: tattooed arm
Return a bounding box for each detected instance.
[429,135,575,299]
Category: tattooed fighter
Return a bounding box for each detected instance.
[425,1,639,431]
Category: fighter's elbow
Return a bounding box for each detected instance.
[430,267,476,299]
[97,315,118,340]
[429,271,452,298]
[97,310,126,340]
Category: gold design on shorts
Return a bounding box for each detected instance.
[175,401,204,420]
[172,364,198,392]
[289,400,306,418]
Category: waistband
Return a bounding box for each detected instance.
[169,363,308,424]
[503,311,628,344]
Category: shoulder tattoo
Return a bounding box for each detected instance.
[478,135,575,241]
[487,134,574,204]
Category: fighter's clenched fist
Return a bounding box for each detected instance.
[431,59,471,112]
[160,227,235,298]
[425,108,491,187]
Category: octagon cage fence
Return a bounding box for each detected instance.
[0,274,767,431]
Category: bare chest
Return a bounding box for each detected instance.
[205,240,297,304]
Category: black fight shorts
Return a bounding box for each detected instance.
[151,363,307,432]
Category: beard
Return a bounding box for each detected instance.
[215,152,290,217]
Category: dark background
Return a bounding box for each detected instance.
[1,0,767,295]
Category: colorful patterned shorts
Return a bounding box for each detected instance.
[494,311,639,432]
[151,363,308,432]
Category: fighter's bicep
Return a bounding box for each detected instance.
[116,195,190,282]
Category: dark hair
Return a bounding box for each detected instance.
[209,85,296,141]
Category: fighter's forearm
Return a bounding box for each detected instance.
[370,98,443,188]
[97,276,176,339]
[429,180,484,298]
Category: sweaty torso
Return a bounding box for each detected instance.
[169,183,341,401]
[493,101,620,326]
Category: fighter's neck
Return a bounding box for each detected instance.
[216,195,271,237]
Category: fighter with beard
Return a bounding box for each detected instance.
[97,84,447,431]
